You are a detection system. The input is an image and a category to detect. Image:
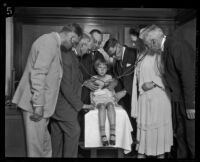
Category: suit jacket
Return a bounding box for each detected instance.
[52,48,84,121]
[114,46,137,96]
[12,32,63,118]
[163,36,195,109]
[79,51,104,104]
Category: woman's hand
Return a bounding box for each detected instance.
[142,82,155,91]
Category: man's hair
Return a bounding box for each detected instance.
[60,23,83,37]
[129,27,139,37]
[79,33,91,44]
[89,29,102,35]
[139,24,164,43]
[103,38,118,53]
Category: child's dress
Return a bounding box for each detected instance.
[90,74,116,106]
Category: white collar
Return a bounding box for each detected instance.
[121,46,126,61]
[161,35,166,52]
[55,32,61,46]
[72,48,78,56]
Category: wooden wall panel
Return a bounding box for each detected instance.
[13,7,176,89]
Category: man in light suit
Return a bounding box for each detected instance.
[12,23,83,157]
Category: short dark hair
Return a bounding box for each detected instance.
[103,38,118,53]
[60,23,83,37]
[129,28,139,37]
[89,29,102,35]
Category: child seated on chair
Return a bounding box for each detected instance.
[90,58,118,146]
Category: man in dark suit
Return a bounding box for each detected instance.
[103,38,137,155]
[50,46,94,157]
[140,24,195,159]
[104,38,137,116]
[129,27,140,48]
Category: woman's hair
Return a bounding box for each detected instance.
[76,32,91,55]
[155,53,165,76]
[94,58,109,71]
[139,24,164,45]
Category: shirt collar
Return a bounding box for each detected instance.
[161,35,166,52]
[55,32,61,46]
[72,48,78,56]
[121,46,126,61]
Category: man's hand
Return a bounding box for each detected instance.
[115,90,127,102]
[186,109,195,120]
[30,106,44,122]
[83,80,99,91]
[82,104,95,112]
[142,82,155,91]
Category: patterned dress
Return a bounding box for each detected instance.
[90,74,116,106]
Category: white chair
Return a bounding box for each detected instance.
[84,105,133,157]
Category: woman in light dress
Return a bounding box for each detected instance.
[131,38,173,158]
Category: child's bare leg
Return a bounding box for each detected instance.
[97,103,108,146]
[106,102,116,145]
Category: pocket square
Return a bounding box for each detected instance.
[126,63,132,67]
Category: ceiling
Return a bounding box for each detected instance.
[14,7,196,23]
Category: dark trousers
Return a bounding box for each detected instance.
[120,94,137,148]
[50,118,80,157]
[172,101,195,159]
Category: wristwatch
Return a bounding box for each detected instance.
[152,81,156,88]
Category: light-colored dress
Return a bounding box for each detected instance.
[131,53,173,156]
[90,74,116,106]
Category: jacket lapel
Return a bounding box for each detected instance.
[122,47,128,69]
[52,32,63,77]
[52,32,63,67]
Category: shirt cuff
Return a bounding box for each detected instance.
[33,104,43,107]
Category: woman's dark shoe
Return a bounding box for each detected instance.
[101,135,109,146]
[109,134,116,145]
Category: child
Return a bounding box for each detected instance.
[90,58,117,146]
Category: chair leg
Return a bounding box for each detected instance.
[118,149,124,158]
[90,148,97,158]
